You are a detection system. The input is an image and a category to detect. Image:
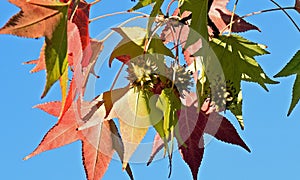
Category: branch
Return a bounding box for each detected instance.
[269,0,300,32]
[90,0,101,6]
[219,6,298,34]
[89,11,149,23]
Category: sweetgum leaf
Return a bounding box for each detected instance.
[33,1,69,98]
[0,0,70,98]
[156,88,181,140]
[206,35,278,126]
[0,0,68,38]
[130,0,155,11]
[177,104,205,180]
[81,120,114,180]
[275,50,300,115]
[61,38,103,119]
[114,89,151,169]
[129,0,163,29]
[209,35,277,91]
[109,27,174,66]
[205,112,250,152]
[176,97,250,179]
[209,0,260,33]
[25,100,130,180]
[69,0,91,51]
[24,101,80,160]
[109,120,134,180]
[147,133,165,165]
[180,0,209,43]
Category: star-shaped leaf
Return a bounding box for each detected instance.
[0,0,70,98]
[109,27,174,66]
[275,50,300,115]
[205,35,278,127]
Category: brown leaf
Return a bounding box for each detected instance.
[296,0,300,13]
[0,0,68,38]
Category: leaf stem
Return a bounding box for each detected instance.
[219,6,298,34]
[269,0,300,32]
[166,0,176,16]
[89,11,149,23]
[228,0,239,36]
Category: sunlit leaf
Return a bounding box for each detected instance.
[275,50,300,115]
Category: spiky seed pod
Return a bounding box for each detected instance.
[164,63,193,96]
[204,79,238,111]
[126,56,159,91]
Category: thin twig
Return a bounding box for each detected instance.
[166,0,176,16]
[219,6,296,34]
[110,63,125,92]
[69,0,79,22]
[89,11,149,23]
[170,25,179,64]
[228,0,239,36]
[90,0,101,6]
[269,0,300,32]
[144,21,164,53]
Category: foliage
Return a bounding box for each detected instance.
[0,0,299,179]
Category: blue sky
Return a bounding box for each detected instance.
[0,0,300,180]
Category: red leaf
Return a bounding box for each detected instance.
[174,93,250,179]
[60,38,104,119]
[177,105,205,180]
[116,55,131,64]
[25,100,118,180]
[205,112,251,152]
[24,101,80,160]
[81,121,114,180]
[209,0,260,33]
[180,137,204,180]
[34,101,62,117]
[69,0,91,51]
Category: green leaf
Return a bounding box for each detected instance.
[156,88,181,138]
[275,50,300,115]
[210,35,277,91]
[129,0,164,37]
[129,0,156,11]
[180,0,209,45]
[228,90,244,129]
[109,27,174,66]
[129,0,163,21]
[42,4,69,98]
[207,35,278,127]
